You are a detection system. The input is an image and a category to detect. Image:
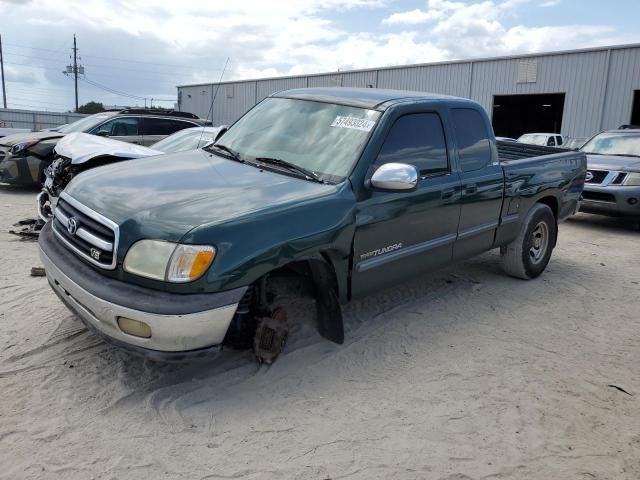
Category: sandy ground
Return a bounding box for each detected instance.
[0,184,639,480]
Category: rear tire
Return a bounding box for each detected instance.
[501,203,557,280]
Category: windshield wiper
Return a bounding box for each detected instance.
[254,157,326,184]
[209,143,244,163]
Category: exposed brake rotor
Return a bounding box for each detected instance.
[253,307,289,364]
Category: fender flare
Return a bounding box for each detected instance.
[305,256,344,345]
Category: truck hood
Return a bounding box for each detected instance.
[64,148,340,243]
[586,154,640,172]
[55,132,161,165]
[0,130,64,147]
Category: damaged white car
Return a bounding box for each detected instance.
[37,126,226,220]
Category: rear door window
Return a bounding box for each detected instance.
[374,113,448,176]
[451,108,491,172]
[92,117,141,137]
[143,118,194,136]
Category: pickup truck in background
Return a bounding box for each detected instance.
[38,88,586,363]
[518,133,566,147]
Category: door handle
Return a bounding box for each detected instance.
[464,184,477,195]
[441,188,455,200]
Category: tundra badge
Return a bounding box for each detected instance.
[360,243,403,260]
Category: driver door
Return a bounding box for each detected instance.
[351,110,462,297]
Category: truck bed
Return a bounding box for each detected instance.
[497,140,568,161]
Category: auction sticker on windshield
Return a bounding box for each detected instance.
[331,116,376,132]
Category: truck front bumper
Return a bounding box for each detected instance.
[39,223,247,361]
[580,185,640,217]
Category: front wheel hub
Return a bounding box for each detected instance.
[253,307,289,364]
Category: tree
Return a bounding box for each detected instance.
[78,101,105,114]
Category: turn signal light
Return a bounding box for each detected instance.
[117,317,152,338]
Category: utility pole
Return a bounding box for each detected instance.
[63,36,83,112]
[73,34,78,112]
[0,34,7,109]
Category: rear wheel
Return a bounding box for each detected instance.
[501,203,557,279]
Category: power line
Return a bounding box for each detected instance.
[2,42,68,54]
[80,76,175,102]
[7,102,70,111]
[4,50,196,80]
[7,96,68,107]
[4,58,195,86]
[3,41,220,70]
[7,84,71,93]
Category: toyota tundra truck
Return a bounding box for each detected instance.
[38,88,587,362]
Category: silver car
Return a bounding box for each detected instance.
[579,129,640,218]
[0,109,208,187]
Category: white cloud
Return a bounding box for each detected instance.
[382,8,444,24]
[381,0,633,59]
[0,0,636,111]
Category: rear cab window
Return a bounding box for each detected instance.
[451,108,492,172]
[374,113,449,177]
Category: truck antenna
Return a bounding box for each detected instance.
[199,57,230,147]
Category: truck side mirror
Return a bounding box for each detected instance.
[369,163,418,192]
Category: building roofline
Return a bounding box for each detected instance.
[177,42,640,89]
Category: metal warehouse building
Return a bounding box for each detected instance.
[177,43,640,140]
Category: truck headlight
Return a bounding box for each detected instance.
[623,172,640,186]
[124,240,216,282]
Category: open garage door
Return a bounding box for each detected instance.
[492,93,565,139]
[630,90,640,127]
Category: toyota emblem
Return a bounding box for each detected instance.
[67,217,78,235]
[585,171,594,182]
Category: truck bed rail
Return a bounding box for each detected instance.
[497,140,569,161]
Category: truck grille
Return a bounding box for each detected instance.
[585,170,608,184]
[52,193,119,269]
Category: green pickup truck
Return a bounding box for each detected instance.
[38,88,586,362]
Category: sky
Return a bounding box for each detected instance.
[0,0,639,112]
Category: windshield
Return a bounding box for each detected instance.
[57,113,116,134]
[581,132,640,157]
[214,97,380,182]
[152,128,218,153]
[518,134,547,145]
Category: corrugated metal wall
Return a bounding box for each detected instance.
[601,47,640,130]
[377,62,471,97]
[177,44,640,138]
[0,108,86,131]
[470,50,611,137]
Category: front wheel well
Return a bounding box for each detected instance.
[224,257,344,348]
